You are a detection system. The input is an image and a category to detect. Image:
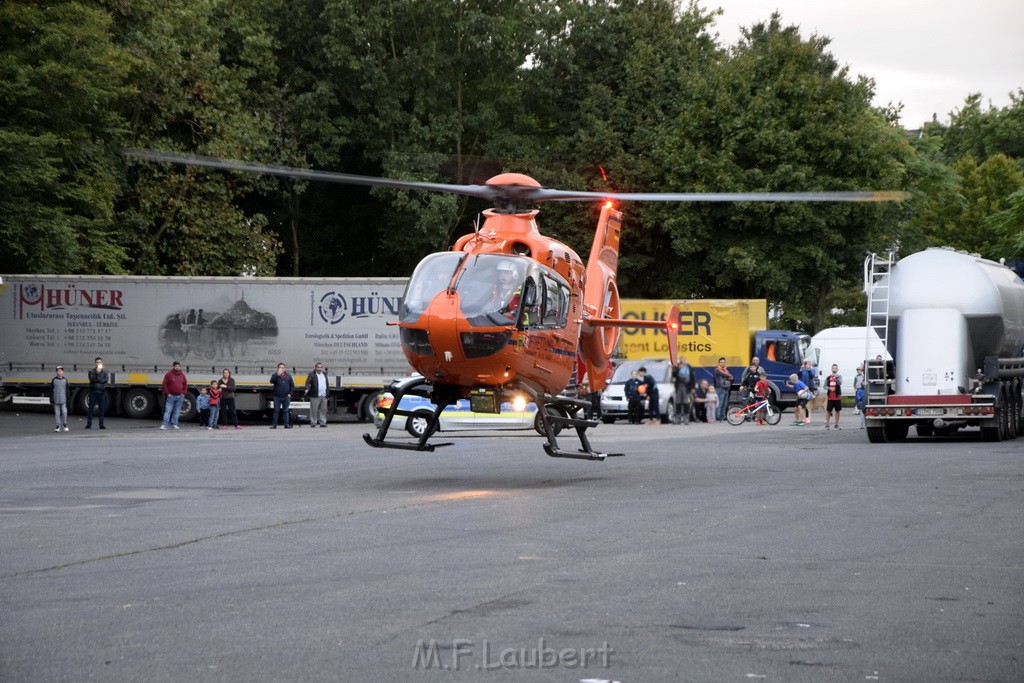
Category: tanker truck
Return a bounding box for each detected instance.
[0,275,411,422]
[863,248,1024,442]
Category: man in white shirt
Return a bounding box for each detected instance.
[303,362,329,427]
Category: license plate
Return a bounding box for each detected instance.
[916,408,944,416]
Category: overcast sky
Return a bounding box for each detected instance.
[706,0,1024,128]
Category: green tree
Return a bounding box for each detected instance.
[0,1,131,274]
[113,0,283,276]
[524,0,720,294]
[943,90,1024,162]
[657,14,907,332]
[313,0,549,275]
[919,153,1023,260]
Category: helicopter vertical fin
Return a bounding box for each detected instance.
[665,304,680,367]
[579,203,622,392]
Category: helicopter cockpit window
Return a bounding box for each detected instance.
[520,277,539,327]
[399,252,462,323]
[455,254,529,327]
[541,276,571,327]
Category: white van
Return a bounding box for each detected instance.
[810,327,891,395]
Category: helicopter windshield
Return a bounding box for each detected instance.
[399,252,462,323]
[456,255,529,327]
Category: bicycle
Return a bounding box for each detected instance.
[726,395,782,426]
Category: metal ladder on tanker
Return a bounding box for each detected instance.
[864,252,894,404]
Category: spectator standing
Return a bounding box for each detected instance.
[786,373,810,426]
[800,360,821,425]
[824,364,843,430]
[85,357,109,429]
[217,369,241,430]
[704,381,719,423]
[160,361,188,430]
[740,357,761,399]
[713,357,733,421]
[672,357,696,425]
[51,366,70,432]
[270,363,294,428]
[639,366,660,424]
[624,370,644,424]
[854,364,866,429]
[303,362,329,428]
[196,387,210,428]
[207,380,221,430]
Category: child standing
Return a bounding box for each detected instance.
[196,387,210,428]
[704,386,719,423]
[207,380,221,430]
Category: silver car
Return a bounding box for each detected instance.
[599,359,674,423]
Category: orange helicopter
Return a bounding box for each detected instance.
[127,149,904,460]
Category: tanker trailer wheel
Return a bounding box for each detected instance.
[884,421,909,441]
[866,425,887,443]
[122,388,156,419]
[981,406,1003,442]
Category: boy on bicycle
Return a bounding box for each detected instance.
[753,368,771,425]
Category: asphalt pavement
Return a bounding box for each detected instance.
[1,409,1022,682]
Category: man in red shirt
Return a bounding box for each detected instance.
[160,361,189,430]
[824,364,843,430]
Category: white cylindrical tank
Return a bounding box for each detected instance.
[887,248,1024,362]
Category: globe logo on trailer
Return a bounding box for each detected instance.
[319,292,347,325]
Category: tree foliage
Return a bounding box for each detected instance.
[2,0,1022,333]
[0,1,131,274]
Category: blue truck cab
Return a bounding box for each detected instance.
[691,329,813,409]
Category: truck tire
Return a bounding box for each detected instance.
[122,388,156,419]
[358,392,379,423]
[72,388,91,416]
[866,425,887,443]
[1006,385,1018,439]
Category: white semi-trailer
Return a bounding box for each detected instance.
[0,275,410,422]
[863,248,1024,442]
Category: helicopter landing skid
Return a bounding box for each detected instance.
[362,378,454,452]
[533,393,623,462]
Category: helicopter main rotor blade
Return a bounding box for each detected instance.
[529,188,909,203]
[126,149,908,205]
[124,149,502,202]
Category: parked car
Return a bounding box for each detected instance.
[599,359,674,423]
[373,377,557,437]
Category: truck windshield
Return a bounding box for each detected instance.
[455,255,529,327]
[399,253,462,323]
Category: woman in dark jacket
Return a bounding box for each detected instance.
[217,368,241,429]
